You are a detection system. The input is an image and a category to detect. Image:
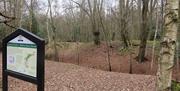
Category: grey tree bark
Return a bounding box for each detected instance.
[157,0,179,90]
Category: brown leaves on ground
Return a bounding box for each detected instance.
[0,52,156,91]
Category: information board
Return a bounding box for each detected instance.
[2,28,45,91]
[7,35,37,77]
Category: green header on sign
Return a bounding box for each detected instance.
[7,43,37,48]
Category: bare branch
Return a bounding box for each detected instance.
[0,12,15,19]
[4,22,17,29]
[70,0,91,17]
[87,0,93,15]
[0,12,16,28]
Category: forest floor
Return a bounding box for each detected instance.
[52,41,180,81]
[0,41,180,90]
[0,53,156,91]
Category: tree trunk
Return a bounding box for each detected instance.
[157,0,179,90]
[138,0,149,62]
[119,0,131,48]
[70,0,101,45]
[176,0,180,73]
[18,0,24,27]
[97,7,112,71]
[93,31,100,45]
[151,11,159,70]
[48,0,59,62]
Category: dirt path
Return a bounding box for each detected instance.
[0,51,156,91]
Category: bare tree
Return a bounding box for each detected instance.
[151,10,159,70]
[70,0,101,45]
[119,0,131,48]
[137,0,150,62]
[48,0,59,62]
[97,0,112,71]
[111,0,132,48]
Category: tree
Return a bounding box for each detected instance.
[71,0,101,45]
[151,9,159,70]
[119,0,131,48]
[97,0,112,71]
[137,0,150,62]
[48,0,60,62]
[157,0,179,90]
[111,0,132,48]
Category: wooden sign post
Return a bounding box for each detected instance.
[2,28,45,91]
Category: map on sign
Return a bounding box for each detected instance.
[7,35,37,77]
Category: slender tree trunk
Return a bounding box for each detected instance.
[119,0,131,48]
[157,0,179,90]
[3,0,7,32]
[137,0,142,40]
[18,0,24,27]
[13,0,17,28]
[98,6,112,72]
[45,8,51,43]
[151,11,159,70]
[138,0,149,62]
[29,0,33,32]
[48,0,59,62]
[129,51,133,74]
[91,0,100,45]
[93,31,100,45]
[76,42,80,65]
[46,18,51,43]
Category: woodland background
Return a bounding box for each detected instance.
[0,0,180,90]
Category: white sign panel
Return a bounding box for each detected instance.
[7,35,37,77]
